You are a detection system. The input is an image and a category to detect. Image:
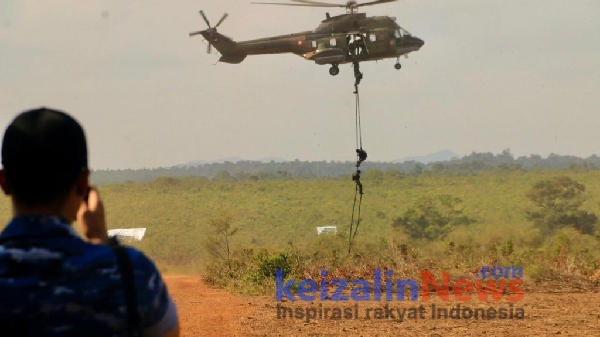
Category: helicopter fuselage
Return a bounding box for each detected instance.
[195,12,424,73]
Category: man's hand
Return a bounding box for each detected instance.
[77,186,108,244]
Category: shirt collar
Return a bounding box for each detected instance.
[0,215,80,241]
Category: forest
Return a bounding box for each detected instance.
[90,150,600,185]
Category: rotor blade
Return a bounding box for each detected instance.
[189,31,204,37]
[215,13,228,29]
[199,10,211,27]
[291,0,346,7]
[356,0,398,8]
[251,2,342,7]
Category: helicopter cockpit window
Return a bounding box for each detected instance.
[312,41,317,49]
[369,34,376,42]
[395,30,401,38]
[330,38,337,47]
[398,27,412,37]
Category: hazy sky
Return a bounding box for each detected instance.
[1,0,599,169]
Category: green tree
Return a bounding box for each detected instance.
[526,176,597,234]
[204,214,238,276]
[430,163,447,174]
[392,194,473,240]
[411,163,424,176]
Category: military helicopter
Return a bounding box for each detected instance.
[189,0,424,76]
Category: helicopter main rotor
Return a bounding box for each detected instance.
[251,0,398,14]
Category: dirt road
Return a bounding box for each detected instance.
[165,276,249,336]
[165,276,600,336]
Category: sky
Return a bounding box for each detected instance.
[1,0,599,169]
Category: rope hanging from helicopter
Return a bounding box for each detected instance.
[348,63,367,253]
[355,81,363,151]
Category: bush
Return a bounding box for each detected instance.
[257,252,293,279]
[392,194,474,240]
[526,176,597,234]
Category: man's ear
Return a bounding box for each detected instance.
[75,169,90,198]
[0,169,11,196]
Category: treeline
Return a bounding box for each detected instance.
[91,150,600,185]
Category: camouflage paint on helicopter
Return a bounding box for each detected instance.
[189,0,424,76]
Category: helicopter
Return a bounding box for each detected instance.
[189,0,424,76]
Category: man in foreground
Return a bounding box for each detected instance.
[0,108,179,336]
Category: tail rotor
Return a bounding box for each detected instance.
[189,10,229,54]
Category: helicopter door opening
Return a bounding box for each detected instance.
[346,33,368,58]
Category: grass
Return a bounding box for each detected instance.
[1,169,599,293]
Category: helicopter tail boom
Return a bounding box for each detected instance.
[219,53,247,64]
[200,30,247,64]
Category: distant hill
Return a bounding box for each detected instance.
[176,156,287,167]
[394,150,460,164]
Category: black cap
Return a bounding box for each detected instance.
[2,107,87,171]
[1,108,88,205]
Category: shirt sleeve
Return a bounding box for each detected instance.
[142,295,178,337]
[125,247,179,337]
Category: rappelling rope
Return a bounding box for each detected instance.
[348,185,358,253]
[349,78,365,253]
[352,188,363,241]
[355,86,363,150]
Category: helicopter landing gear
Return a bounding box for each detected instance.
[329,64,340,76]
[395,58,402,70]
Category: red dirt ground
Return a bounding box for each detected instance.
[165,276,600,337]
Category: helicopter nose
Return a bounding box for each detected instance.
[415,37,424,48]
[408,36,425,49]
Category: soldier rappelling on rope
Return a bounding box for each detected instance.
[356,148,367,167]
[353,62,363,88]
[352,170,363,195]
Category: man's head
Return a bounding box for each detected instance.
[0,108,89,212]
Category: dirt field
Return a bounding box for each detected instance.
[165,276,600,337]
